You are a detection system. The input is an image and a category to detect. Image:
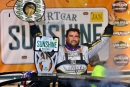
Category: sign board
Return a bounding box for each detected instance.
[34,36,59,52]
[0,8,108,65]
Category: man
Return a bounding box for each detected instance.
[82,43,106,87]
[89,54,107,77]
[89,54,107,87]
[28,12,115,86]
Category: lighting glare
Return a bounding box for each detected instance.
[128,1,130,4]
[85,3,87,6]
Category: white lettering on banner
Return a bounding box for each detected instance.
[62,65,87,74]
[44,12,77,21]
[0,8,109,64]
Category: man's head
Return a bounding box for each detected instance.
[89,54,106,67]
[89,54,100,67]
[65,28,80,48]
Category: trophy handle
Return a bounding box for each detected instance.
[13,0,45,22]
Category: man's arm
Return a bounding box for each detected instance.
[29,22,42,37]
[88,24,113,58]
[29,22,55,57]
[88,12,116,58]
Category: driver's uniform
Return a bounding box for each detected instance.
[30,23,113,87]
[30,24,113,87]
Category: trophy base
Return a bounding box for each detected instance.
[38,73,57,76]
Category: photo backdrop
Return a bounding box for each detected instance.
[0,0,130,75]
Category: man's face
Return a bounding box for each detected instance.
[66,31,80,48]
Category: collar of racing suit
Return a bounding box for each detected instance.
[65,44,80,51]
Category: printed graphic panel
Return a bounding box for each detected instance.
[0,8,109,66]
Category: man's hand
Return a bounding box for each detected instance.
[28,21,35,26]
[108,12,116,25]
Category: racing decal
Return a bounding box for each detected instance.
[113,31,130,36]
[112,0,128,13]
[113,54,129,66]
[112,18,130,27]
[113,41,130,49]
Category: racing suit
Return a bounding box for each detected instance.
[30,23,113,75]
[30,23,113,87]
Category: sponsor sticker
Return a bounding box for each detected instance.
[112,18,130,27]
[113,41,129,49]
[113,54,129,66]
[113,31,130,36]
[112,0,128,13]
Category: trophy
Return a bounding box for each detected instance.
[34,36,59,76]
[13,0,45,21]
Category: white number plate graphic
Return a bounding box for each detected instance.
[0,8,109,64]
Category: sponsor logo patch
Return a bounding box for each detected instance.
[113,54,129,66]
[113,41,129,49]
[112,1,128,13]
[113,31,130,36]
[112,18,129,27]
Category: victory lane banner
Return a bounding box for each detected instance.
[0,8,108,72]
